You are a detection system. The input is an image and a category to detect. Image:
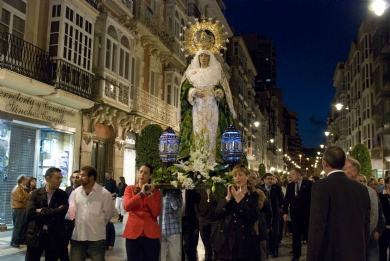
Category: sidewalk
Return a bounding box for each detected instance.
[0,214,306,261]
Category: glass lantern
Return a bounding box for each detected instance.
[221,125,243,168]
[159,127,179,167]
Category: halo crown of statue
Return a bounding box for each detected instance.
[180,15,229,57]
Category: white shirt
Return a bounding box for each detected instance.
[71,182,113,241]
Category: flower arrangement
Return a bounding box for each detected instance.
[154,134,233,199]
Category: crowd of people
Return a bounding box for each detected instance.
[9,145,390,261]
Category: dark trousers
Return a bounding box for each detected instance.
[26,232,60,261]
[379,228,390,261]
[59,220,74,261]
[11,208,27,245]
[125,237,160,261]
[268,222,280,253]
[199,217,219,260]
[182,217,198,261]
[291,218,309,258]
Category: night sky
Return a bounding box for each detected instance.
[223,0,369,148]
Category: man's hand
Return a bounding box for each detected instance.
[108,246,113,251]
[283,214,288,221]
[36,208,42,213]
[374,232,380,240]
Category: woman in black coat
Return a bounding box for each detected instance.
[214,165,260,261]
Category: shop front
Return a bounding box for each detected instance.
[123,131,136,185]
[0,87,83,225]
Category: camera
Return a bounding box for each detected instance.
[144,185,150,191]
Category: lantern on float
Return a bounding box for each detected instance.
[221,125,243,168]
[159,127,179,167]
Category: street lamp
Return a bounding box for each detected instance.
[334,91,357,111]
[254,121,260,127]
[369,0,390,16]
[324,131,330,137]
[299,154,302,168]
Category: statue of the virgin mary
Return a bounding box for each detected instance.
[178,17,236,164]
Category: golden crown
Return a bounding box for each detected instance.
[180,15,229,57]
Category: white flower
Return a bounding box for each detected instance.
[192,158,205,173]
[197,175,201,179]
[171,180,178,187]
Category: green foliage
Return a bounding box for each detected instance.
[351,143,372,178]
[238,153,248,166]
[135,124,164,171]
[258,163,266,176]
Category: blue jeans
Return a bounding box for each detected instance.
[11,208,26,245]
[70,239,105,261]
[367,235,379,261]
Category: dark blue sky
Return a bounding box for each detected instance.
[223,0,369,148]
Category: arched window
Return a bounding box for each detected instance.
[119,36,131,80]
[174,11,180,39]
[106,25,118,72]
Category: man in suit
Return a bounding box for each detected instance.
[283,167,312,261]
[307,146,371,261]
[261,173,284,258]
[182,189,199,261]
[25,167,69,261]
[250,171,272,261]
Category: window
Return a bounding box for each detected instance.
[105,26,118,72]
[119,36,131,80]
[165,73,179,107]
[50,4,93,69]
[130,57,136,99]
[150,71,158,97]
[1,0,26,39]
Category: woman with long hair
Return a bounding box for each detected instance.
[213,165,260,261]
[123,163,161,261]
[116,176,127,222]
[24,177,36,193]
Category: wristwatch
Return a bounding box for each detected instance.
[139,192,144,198]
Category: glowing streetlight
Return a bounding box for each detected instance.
[299,154,302,167]
[254,121,260,127]
[370,0,389,16]
[324,131,330,137]
[335,103,344,111]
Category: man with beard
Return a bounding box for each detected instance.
[70,166,113,261]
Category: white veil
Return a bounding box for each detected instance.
[180,50,236,118]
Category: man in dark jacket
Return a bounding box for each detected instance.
[307,146,370,261]
[195,189,219,261]
[250,171,272,261]
[25,167,69,261]
[283,167,312,261]
[103,171,117,198]
[261,173,284,258]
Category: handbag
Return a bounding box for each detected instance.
[210,216,229,252]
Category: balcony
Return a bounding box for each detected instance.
[133,87,179,129]
[0,33,93,109]
[91,74,133,111]
[133,0,174,51]
[86,0,98,9]
[0,32,53,90]
[188,3,201,18]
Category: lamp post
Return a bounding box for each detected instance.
[299,154,302,168]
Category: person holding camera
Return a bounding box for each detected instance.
[123,163,162,261]
[213,165,261,261]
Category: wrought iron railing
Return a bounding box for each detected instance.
[49,59,93,99]
[134,87,179,127]
[0,32,52,84]
[86,0,98,9]
[133,0,174,51]
[120,0,133,11]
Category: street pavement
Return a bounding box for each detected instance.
[0,213,306,261]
